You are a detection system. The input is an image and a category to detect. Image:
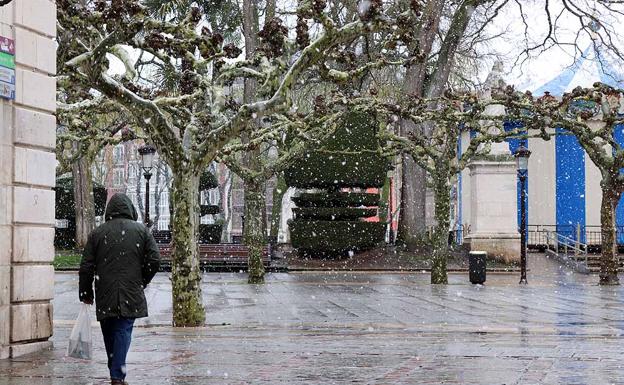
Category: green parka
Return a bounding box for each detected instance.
[79,193,161,321]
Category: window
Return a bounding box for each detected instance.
[160,192,169,213]
[55,219,69,228]
[113,169,124,186]
[113,145,125,164]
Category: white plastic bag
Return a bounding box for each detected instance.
[67,303,93,360]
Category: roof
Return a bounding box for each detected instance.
[532,45,624,96]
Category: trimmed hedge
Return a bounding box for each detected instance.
[286,111,388,256]
[198,171,221,244]
[293,207,377,220]
[199,224,222,244]
[289,220,386,253]
[317,110,379,151]
[55,176,107,219]
[292,192,379,208]
[200,205,221,216]
[284,152,388,189]
[54,176,108,249]
[200,171,219,190]
[285,111,389,189]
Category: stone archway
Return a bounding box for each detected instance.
[0,0,56,359]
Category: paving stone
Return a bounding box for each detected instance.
[3,255,624,384]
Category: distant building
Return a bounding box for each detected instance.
[96,140,275,241]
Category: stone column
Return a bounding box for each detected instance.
[462,61,520,263]
[0,0,56,359]
[464,159,520,262]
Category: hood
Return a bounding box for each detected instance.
[105,193,138,222]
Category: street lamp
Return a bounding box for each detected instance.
[514,145,531,284]
[138,144,157,228]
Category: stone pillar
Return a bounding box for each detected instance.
[464,159,520,262]
[0,0,56,359]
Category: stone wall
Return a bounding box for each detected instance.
[0,0,56,359]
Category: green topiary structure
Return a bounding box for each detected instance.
[285,111,389,257]
[198,170,222,244]
[54,175,107,249]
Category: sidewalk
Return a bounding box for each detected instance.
[2,254,624,384]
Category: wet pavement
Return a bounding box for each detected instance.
[3,254,624,384]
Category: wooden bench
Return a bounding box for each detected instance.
[157,243,271,270]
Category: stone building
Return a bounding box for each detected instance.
[0,0,57,358]
[97,140,276,242]
[452,47,624,260]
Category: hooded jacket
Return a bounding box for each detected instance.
[79,193,161,321]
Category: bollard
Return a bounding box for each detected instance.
[469,251,487,284]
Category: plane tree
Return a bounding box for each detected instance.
[57,0,418,325]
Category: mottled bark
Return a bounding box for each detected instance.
[244,179,267,284]
[425,2,476,98]
[396,0,444,250]
[170,171,205,326]
[398,0,478,249]
[430,171,451,284]
[600,185,620,285]
[73,155,95,248]
[241,0,267,284]
[265,0,276,21]
[397,157,427,249]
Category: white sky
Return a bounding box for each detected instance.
[482,0,624,92]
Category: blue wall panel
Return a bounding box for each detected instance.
[555,128,586,241]
[613,124,624,243]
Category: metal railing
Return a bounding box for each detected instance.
[543,229,588,265]
[529,224,624,248]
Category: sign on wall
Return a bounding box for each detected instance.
[0,36,15,100]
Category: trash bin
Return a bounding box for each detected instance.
[469,251,487,284]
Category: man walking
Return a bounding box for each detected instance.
[79,193,161,385]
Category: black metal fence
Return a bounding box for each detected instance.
[528,224,624,249]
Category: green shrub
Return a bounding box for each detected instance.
[293,207,377,220]
[284,152,388,189]
[198,224,222,244]
[200,205,220,216]
[54,176,107,219]
[292,192,379,207]
[290,220,386,254]
[199,171,219,190]
[286,110,388,256]
[284,111,389,189]
[54,176,108,249]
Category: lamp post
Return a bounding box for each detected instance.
[138,145,157,228]
[514,145,531,284]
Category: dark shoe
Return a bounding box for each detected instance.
[111,380,128,385]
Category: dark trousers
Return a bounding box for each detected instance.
[100,317,135,380]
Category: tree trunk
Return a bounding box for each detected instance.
[425,2,475,98]
[244,179,267,283]
[395,0,444,250]
[73,155,95,249]
[431,172,451,284]
[241,0,266,283]
[397,156,427,249]
[270,175,287,239]
[600,185,621,285]
[170,170,205,326]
